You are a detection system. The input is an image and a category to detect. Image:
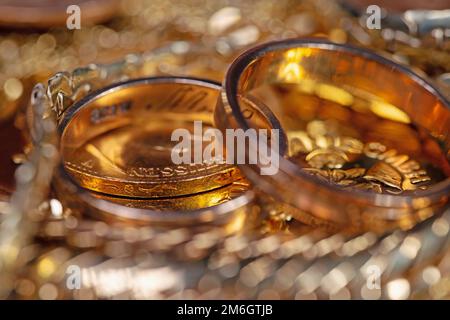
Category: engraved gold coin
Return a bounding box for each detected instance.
[100,180,248,210]
[60,77,243,198]
[249,84,449,195]
[53,165,254,231]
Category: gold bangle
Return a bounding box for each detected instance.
[217,38,450,233]
[58,77,243,198]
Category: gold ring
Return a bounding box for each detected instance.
[217,38,450,233]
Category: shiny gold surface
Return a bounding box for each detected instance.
[237,45,450,146]
[219,39,450,231]
[54,164,255,232]
[271,94,445,195]
[60,78,242,198]
[1,0,450,301]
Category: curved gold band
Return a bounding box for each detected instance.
[217,39,450,232]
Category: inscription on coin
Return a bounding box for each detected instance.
[90,100,132,124]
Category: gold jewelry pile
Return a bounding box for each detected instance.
[0,0,449,300]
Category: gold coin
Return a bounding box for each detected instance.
[98,180,249,211]
[54,165,254,231]
[63,119,242,198]
[60,78,242,198]
[248,83,449,195]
